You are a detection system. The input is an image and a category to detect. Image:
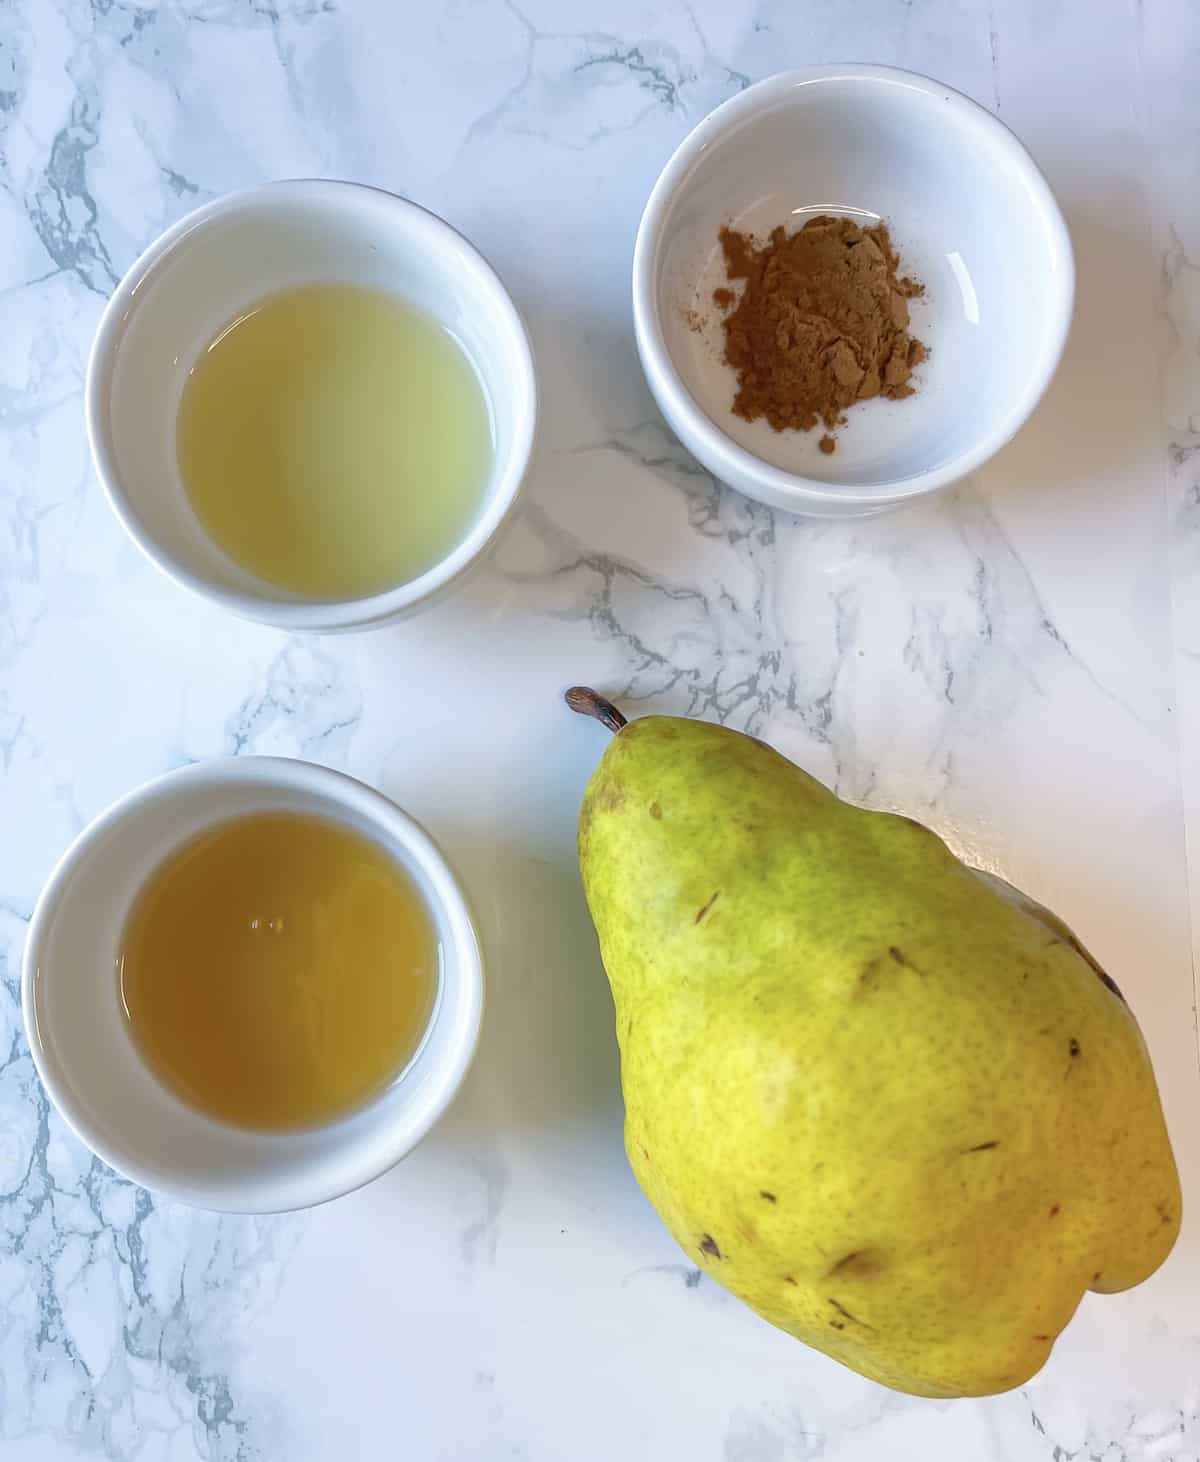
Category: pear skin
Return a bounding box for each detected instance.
[568,690,1181,1398]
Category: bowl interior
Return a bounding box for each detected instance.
[95,183,533,614]
[654,73,1071,493]
[24,759,482,1212]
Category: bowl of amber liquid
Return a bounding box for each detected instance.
[22,758,483,1212]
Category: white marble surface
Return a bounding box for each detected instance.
[2,0,1200,1457]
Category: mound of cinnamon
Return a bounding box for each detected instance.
[714,216,927,452]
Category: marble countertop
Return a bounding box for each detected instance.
[3,0,1200,1457]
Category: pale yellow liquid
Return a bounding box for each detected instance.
[176,282,493,600]
[119,812,439,1132]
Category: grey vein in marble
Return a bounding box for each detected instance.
[502,420,1147,818]
[222,637,362,763]
[462,0,748,151]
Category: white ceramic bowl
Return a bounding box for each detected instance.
[632,66,1075,517]
[87,180,537,630]
[21,757,484,1212]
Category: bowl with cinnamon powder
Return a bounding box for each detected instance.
[633,66,1073,517]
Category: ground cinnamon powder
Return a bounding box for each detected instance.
[714,216,927,450]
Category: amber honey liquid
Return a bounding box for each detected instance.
[119,812,438,1131]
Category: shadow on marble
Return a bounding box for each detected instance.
[980,206,1162,508]
[376,804,624,1150]
[456,831,624,1140]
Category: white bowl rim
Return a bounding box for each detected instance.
[631,63,1076,507]
[85,179,538,631]
[20,755,486,1213]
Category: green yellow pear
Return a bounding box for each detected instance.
[566,688,1181,1398]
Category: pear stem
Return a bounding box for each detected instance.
[565,686,628,735]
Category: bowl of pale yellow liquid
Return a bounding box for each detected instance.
[86,181,536,631]
[21,758,484,1211]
